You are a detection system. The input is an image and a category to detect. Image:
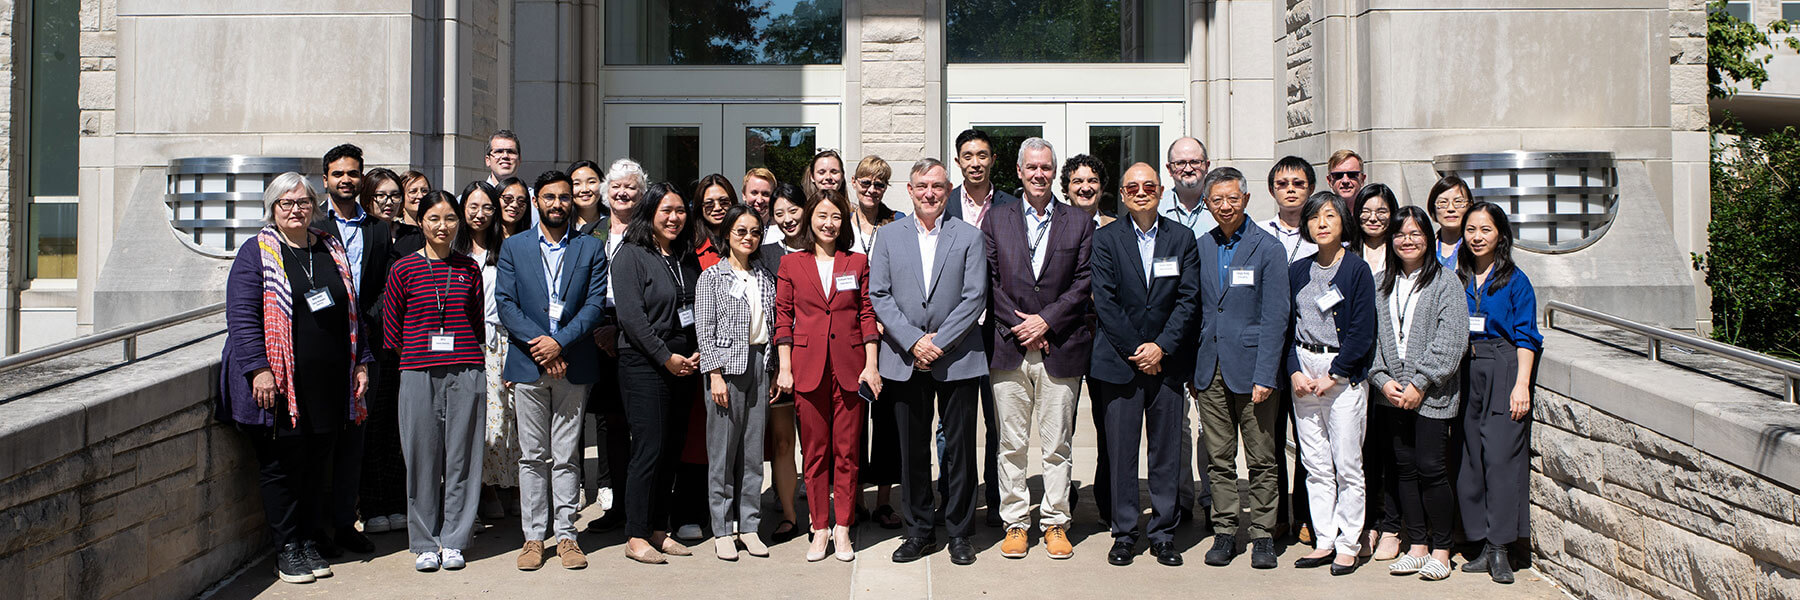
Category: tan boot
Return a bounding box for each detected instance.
[517,540,546,571]
[558,538,588,569]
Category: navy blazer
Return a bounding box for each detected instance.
[1191,222,1292,394]
[1088,217,1201,387]
[981,198,1095,379]
[1285,251,1378,383]
[496,228,609,384]
[945,185,1020,223]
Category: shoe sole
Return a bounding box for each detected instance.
[1048,551,1072,559]
[310,568,333,578]
[951,556,976,566]
[443,563,464,570]
[517,563,543,571]
[1001,551,1027,559]
[276,569,315,584]
[563,561,588,569]
[1109,558,1133,566]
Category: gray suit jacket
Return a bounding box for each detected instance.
[695,260,778,376]
[1367,267,1469,419]
[868,214,989,382]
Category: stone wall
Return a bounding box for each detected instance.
[858,4,928,168]
[1,0,18,354]
[0,336,262,600]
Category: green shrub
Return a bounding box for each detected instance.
[1699,124,1800,358]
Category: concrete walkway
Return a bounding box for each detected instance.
[205,396,1569,600]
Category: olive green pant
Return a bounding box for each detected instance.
[1197,369,1281,540]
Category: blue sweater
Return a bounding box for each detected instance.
[1285,251,1378,383]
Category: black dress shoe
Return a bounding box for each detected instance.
[1107,541,1135,566]
[948,537,977,565]
[1152,542,1183,567]
[1203,533,1236,566]
[892,537,940,563]
[1487,543,1515,584]
[586,510,625,533]
[1462,546,1491,572]
[336,526,375,554]
[1250,538,1278,569]
[1331,559,1359,576]
[1294,551,1337,569]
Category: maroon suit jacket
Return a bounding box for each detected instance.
[981,198,1094,378]
[774,250,879,393]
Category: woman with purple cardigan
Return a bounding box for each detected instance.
[218,172,373,585]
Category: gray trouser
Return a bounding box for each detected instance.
[707,345,769,535]
[513,376,591,542]
[399,365,487,553]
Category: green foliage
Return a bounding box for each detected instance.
[1698,121,1800,358]
[1707,0,1800,98]
[762,0,843,64]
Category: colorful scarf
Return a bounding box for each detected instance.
[257,225,368,427]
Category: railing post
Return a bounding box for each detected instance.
[123,336,137,362]
[1647,338,1661,362]
[1788,376,1799,405]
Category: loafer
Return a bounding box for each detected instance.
[1390,554,1429,575]
[1331,559,1360,576]
[892,536,939,563]
[586,511,624,533]
[1250,538,1278,569]
[1108,540,1135,566]
[1152,542,1183,567]
[1295,551,1337,569]
[948,537,977,565]
[1204,534,1236,567]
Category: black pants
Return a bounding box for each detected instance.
[359,356,408,516]
[1459,339,1531,545]
[1098,375,1183,545]
[935,374,1001,514]
[587,349,627,492]
[1388,406,1455,550]
[1366,406,1403,535]
[894,376,979,539]
[331,423,364,529]
[250,429,339,546]
[619,350,697,539]
[1087,377,1112,524]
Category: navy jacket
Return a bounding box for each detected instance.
[1191,222,1291,393]
[1088,216,1201,386]
[1285,251,1378,383]
[496,228,609,384]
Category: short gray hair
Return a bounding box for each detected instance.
[1017,137,1056,166]
[263,171,318,224]
[1199,166,1246,199]
[605,158,648,190]
[909,157,947,179]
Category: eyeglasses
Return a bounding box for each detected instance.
[488,148,519,157]
[1206,194,1245,206]
[729,227,759,238]
[1122,182,1160,195]
[472,204,496,214]
[856,179,888,191]
[1360,210,1391,221]
[702,197,736,209]
[500,194,528,205]
[1327,171,1362,181]
[1434,198,1470,209]
[1271,178,1309,190]
[1168,159,1208,170]
[273,199,313,211]
[1393,231,1428,242]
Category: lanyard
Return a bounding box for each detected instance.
[1026,209,1052,254]
[1470,264,1495,317]
[282,236,316,290]
[1394,274,1422,344]
[661,252,686,302]
[541,241,566,302]
[429,256,457,333]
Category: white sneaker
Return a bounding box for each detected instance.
[415,552,441,572]
[364,516,391,533]
[441,548,465,570]
[676,524,704,541]
[598,487,615,511]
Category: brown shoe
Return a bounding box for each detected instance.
[517,540,546,571]
[1000,527,1029,558]
[625,543,667,564]
[1044,525,1073,559]
[558,538,588,569]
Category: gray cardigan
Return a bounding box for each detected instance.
[1367,266,1469,419]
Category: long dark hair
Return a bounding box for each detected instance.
[717,204,766,268]
[496,176,531,237]
[693,173,739,252]
[1457,201,1518,293]
[456,181,503,266]
[415,190,462,251]
[1353,183,1399,252]
[797,189,854,256]
[624,182,692,255]
[1380,206,1441,295]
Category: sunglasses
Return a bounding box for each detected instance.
[1327,171,1362,181]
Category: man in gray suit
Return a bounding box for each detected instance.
[869,158,990,566]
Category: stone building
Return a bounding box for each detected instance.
[0,0,1742,353]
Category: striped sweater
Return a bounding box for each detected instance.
[382,251,486,369]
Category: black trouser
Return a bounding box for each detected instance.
[619,349,697,539]
[1387,406,1455,550]
[587,348,626,492]
[1459,339,1531,545]
[894,376,979,539]
[865,393,903,489]
[1366,406,1403,535]
[1087,377,1112,524]
[250,429,339,547]
[331,422,365,529]
[935,374,1001,514]
[359,357,408,516]
[1098,375,1183,545]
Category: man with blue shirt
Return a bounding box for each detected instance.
[497,170,610,571]
[1190,167,1291,569]
[1157,136,1215,526]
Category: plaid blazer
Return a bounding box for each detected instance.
[695,260,778,375]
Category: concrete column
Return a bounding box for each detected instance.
[857,0,927,205]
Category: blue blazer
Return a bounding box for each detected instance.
[1191,223,1292,394]
[496,229,609,384]
[1285,251,1378,384]
[1088,216,1201,387]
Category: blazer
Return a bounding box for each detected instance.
[868,215,989,382]
[945,185,1020,224]
[1368,267,1470,419]
[495,228,609,384]
[1284,251,1378,384]
[1088,217,1202,387]
[613,243,702,365]
[695,260,778,376]
[981,198,1095,378]
[774,250,879,394]
[312,211,394,326]
[1191,222,1292,394]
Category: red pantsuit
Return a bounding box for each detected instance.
[775,250,878,530]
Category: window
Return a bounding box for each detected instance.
[27,0,79,279]
[947,0,1183,63]
[1785,1,1800,22]
[977,126,1044,197]
[1086,125,1160,216]
[1709,1,1751,21]
[606,0,843,65]
[745,127,816,188]
[631,127,702,190]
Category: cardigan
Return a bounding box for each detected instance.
[1367,265,1469,419]
[695,260,778,376]
[612,243,703,365]
[1285,251,1377,383]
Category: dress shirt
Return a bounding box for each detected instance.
[961,186,995,228]
[1437,239,1461,268]
[1212,223,1245,290]
[1134,218,1158,286]
[325,202,366,294]
[1022,198,1054,278]
[1389,266,1422,361]
[1466,267,1544,353]
[1159,189,1217,238]
[1261,217,1316,263]
[539,227,570,334]
[918,217,942,296]
[604,231,625,306]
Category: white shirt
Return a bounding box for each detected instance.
[736,267,768,345]
[816,256,835,298]
[1261,218,1317,263]
[960,186,994,228]
[1023,199,1054,278]
[471,248,503,349]
[918,217,942,296]
[1364,244,1388,280]
[1389,267,1423,361]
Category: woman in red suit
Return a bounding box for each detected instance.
[774,190,881,563]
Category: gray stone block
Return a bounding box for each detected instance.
[0,400,88,483]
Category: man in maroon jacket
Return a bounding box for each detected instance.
[981,137,1094,560]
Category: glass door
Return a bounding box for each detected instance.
[605,103,840,191]
[946,102,1182,208]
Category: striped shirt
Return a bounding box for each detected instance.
[382,251,486,369]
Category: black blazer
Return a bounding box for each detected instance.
[1088,216,1202,386]
[1285,251,1378,383]
[612,243,702,365]
[312,210,394,325]
[945,185,1020,223]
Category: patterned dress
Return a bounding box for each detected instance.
[475,251,522,487]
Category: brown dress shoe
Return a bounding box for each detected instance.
[517,540,547,571]
[1044,525,1073,559]
[1000,527,1029,558]
[558,538,588,569]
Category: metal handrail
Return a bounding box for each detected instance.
[0,302,226,375]
[1545,301,1800,404]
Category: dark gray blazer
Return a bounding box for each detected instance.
[1367,267,1469,419]
[868,214,989,382]
[695,260,778,376]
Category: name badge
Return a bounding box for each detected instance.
[304,288,335,312]
[1152,258,1179,278]
[728,279,748,299]
[1468,315,1488,333]
[429,333,456,352]
[715,338,733,348]
[678,305,696,327]
[548,300,565,321]
[1230,268,1255,287]
[1315,286,1344,311]
[835,274,858,292]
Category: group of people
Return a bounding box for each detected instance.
[218,128,1541,586]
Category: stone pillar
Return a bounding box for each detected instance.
[854,0,928,206]
[1668,0,1711,332]
[0,0,17,353]
[512,0,598,178]
[1196,0,1276,212]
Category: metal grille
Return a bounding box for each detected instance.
[165,157,321,257]
[1431,151,1618,254]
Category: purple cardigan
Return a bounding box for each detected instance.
[217,239,375,428]
[981,199,1095,379]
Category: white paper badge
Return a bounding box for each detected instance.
[679,305,696,327]
[1468,315,1488,333]
[1230,268,1255,287]
[1153,258,1179,278]
[1315,286,1344,311]
[729,278,748,298]
[304,288,335,312]
[548,300,565,321]
[835,274,858,292]
[430,333,456,352]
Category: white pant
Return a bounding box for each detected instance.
[1292,346,1367,554]
[992,350,1081,530]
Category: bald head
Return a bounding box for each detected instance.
[1120,162,1162,222]
[1165,136,1210,197]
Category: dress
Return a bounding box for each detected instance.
[475,248,522,487]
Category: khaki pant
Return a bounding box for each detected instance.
[992,349,1081,530]
[1197,368,1280,540]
